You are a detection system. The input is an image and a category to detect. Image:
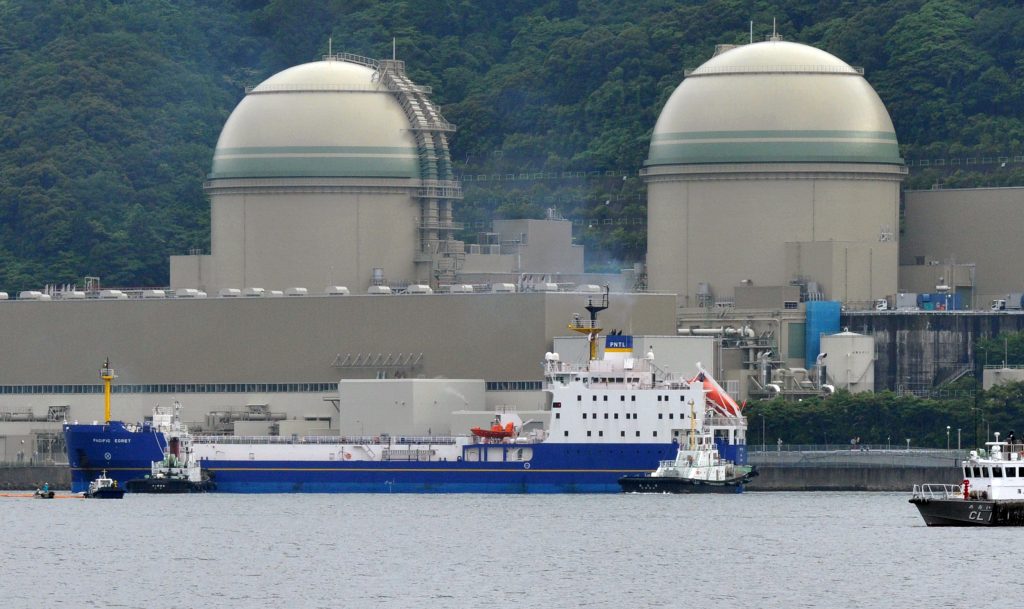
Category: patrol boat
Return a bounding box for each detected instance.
[64,291,748,493]
[910,432,1024,526]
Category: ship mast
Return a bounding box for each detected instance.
[100,358,117,423]
[568,286,609,361]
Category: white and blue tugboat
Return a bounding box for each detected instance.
[64,290,748,493]
[619,390,755,493]
[910,432,1024,526]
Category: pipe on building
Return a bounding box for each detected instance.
[677,326,755,338]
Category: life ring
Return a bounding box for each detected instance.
[523,462,531,470]
[344,452,352,460]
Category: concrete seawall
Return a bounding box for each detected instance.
[749,465,960,491]
[748,449,963,491]
[0,465,70,490]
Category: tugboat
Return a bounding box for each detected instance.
[619,399,757,494]
[84,471,125,499]
[910,432,1024,526]
[124,401,215,493]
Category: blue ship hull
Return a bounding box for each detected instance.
[65,421,747,493]
[64,421,167,492]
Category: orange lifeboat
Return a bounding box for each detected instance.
[471,421,515,439]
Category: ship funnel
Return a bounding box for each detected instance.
[603,334,633,361]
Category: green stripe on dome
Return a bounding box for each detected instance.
[210,145,420,179]
[646,130,902,165]
[650,129,898,142]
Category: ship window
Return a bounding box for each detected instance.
[604,413,609,419]
[593,413,597,419]
[620,431,625,437]
[599,431,603,437]
[669,414,674,419]
[620,396,625,402]
[577,395,582,401]
[963,466,970,478]
[1008,467,1017,477]
[564,431,569,437]
[583,413,587,419]
[593,395,597,401]
[555,413,560,419]
[635,431,640,437]
[658,414,663,420]
[553,401,561,409]
[994,467,1003,478]
[657,396,662,402]
[614,413,619,419]
[653,431,658,437]
[587,431,592,437]
[974,467,982,477]
[603,395,608,401]
[631,396,636,402]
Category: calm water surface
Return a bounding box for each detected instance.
[0,492,1004,608]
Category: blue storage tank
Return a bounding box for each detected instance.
[805,301,841,369]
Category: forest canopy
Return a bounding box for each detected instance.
[1,0,1022,291]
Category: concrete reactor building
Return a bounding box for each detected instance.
[171,54,464,293]
[643,39,906,308]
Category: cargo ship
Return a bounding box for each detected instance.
[65,292,747,493]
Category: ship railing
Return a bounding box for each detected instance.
[912,483,963,500]
[192,434,458,445]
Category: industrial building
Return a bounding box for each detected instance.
[900,187,1024,308]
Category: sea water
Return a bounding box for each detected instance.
[0,492,1007,608]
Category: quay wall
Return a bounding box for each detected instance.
[749,465,959,491]
[0,465,69,490]
[0,463,960,492]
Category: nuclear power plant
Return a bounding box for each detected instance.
[644,40,904,307]
[2,38,1023,461]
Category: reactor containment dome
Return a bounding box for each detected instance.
[643,40,905,309]
[171,54,463,294]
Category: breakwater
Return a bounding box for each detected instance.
[748,449,961,491]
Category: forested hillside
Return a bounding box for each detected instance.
[1,0,1023,290]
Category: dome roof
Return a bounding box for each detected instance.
[646,41,902,166]
[210,60,419,180]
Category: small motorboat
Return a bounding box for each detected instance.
[84,471,125,499]
[33,485,55,499]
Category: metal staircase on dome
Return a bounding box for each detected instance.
[348,55,465,284]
